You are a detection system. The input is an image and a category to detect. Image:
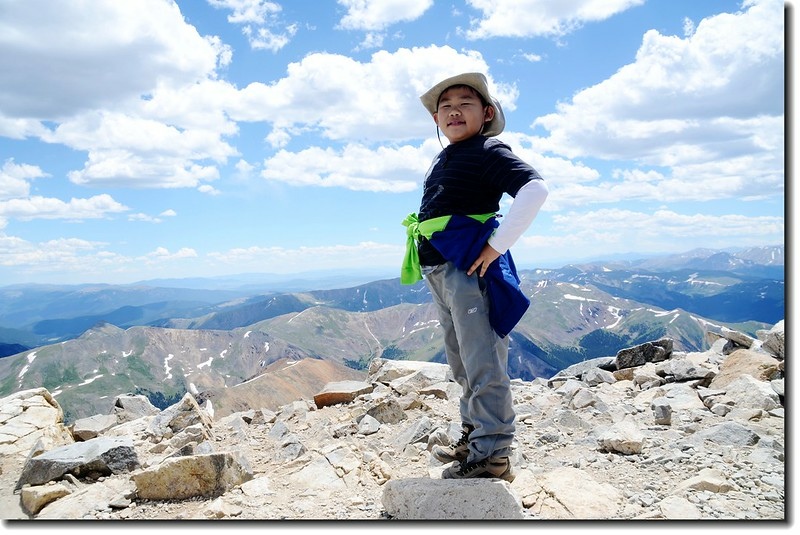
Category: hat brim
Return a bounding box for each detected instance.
[420,72,505,137]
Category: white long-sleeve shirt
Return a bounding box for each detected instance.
[488,179,549,254]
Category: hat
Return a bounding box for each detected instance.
[420,72,505,137]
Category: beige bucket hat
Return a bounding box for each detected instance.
[420,72,505,137]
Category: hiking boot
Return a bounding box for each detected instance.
[442,456,515,483]
[431,424,473,463]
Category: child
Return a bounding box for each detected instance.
[401,72,548,481]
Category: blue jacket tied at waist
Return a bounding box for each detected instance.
[428,214,529,338]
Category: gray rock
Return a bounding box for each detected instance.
[112,394,160,423]
[615,338,673,369]
[382,478,523,519]
[72,414,119,441]
[16,436,139,490]
[132,451,253,500]
[759,320,784,359]
[651,397,672,425]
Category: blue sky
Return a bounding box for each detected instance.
[0,0,786,286]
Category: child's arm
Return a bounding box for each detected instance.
[467,179,549,277]
[489,179,549,254]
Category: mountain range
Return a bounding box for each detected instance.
[0,245,784,423]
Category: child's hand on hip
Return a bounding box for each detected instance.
[468,244,501,277]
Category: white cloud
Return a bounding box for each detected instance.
[47,110,236,160]
[0,236,200,281]
[232,45,510,143]
[513,207,784,265]
[208,0,281,24]
[0,194,128,221]
[260,141,437,192]
[0,159,48,200]
[534,0,783,160]
[67,151,221,189]
[246,23,298,52]
[1,9,517,192]
[551,208,784,243]
[499,132,601,187]
[207,241,403,272]
[143,247,198,262]
[128,208,177,223]
[43,107,236,189]
[234,159,256,175]
[337,0,434,31]
[540,148,783,211]
[209,0,296,52]
[128,213,164,223]
[356,31,386,50]
[198,184,222,195]
[530,0,784,206]
[0,1,238,191]
[0,0,220,119]
[0,117,49,140]
[140,79,241,132]
[0,235,120,272]
[464,0,645,39]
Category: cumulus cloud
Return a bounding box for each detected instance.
[513,207,784,265]
[67,151,221,189]
[0,236,200,281]
[337,0,434,31]
[0,4,514,193]
[0,194,128,221]
[0,236,122,273]
[128,209,177,223]
[464,0,645,39]
[260,141,438,192]
[0,159,47,200]
[232,45,511,143]
[207,241,403,273]
[208,0,282,24]
[209,0,297,52]
[198,184,222,195]
[534,0,782,158]
[245,24,298,52]
[551,207,784,244]
[143,246,199,261]
[531,0,784,205]
[0,1,237,191]
[0,0,220,119]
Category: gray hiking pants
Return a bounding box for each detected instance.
[424,261,515,461]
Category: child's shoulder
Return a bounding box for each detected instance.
[480,135,512,153]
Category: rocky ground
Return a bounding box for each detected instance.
[0,322,787,524]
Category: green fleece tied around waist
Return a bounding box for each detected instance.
[401,212,495,285]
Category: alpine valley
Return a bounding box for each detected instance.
[0,245,784,424]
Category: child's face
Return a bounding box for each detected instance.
[433,86,494,143]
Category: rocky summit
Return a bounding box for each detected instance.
[0,320,785,522]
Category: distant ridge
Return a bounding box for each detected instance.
[0,245,784,419]
[131,267,398,292]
